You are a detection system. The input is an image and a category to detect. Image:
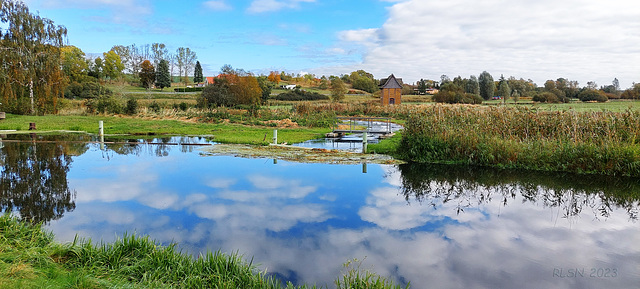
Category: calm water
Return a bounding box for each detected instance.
[1,134,639,289]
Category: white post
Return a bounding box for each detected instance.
[362,132,368,153]
[99,121,105,150]
[273,129,278,145]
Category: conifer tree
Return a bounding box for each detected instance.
[194,61,203,83]
[155,59,171,91]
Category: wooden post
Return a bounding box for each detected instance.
[29,123,36,130]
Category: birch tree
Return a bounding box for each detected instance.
[1,0,67,114]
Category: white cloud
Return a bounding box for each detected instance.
[247,0,315,14]
[203,0,232,11]
[334,0,640,88]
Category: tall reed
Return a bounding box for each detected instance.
[399,105,640,176]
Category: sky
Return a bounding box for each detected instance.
[19,0,640,88]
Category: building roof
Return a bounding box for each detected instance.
[379,74,403,89]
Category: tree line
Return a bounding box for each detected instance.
[429,72,640,104]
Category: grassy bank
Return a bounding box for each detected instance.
[0,114,329,145]
[0,215,407,288]
[397,105,640,177]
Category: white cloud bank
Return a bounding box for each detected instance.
[334,0,640,88]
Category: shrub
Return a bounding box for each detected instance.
[198,79,235,108]
[85,96,123,114]
[274,88,329,101]
[433,91,483,104]
[125,98,138,115]
[173,87,204,92]
[64,81,113,99]
[578,89,608,102]
[532,92,561,103]
[148,101,161,113]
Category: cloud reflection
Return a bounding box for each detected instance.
[49,147,640,288]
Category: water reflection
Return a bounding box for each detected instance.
[398,163,640,221]
[0,134,87,223]
[0,136,638,288]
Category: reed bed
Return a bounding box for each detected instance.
[399,105,640,176]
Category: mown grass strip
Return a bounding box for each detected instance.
[0,114,328,145]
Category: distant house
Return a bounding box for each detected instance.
[379,74,403,105]
[205,77,216,86]
[283,84,297,90]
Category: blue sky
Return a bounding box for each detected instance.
[20,0,640,88]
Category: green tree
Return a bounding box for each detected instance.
[434,82,483,104]
[61,46,89,83]
[194,61,203,83]
[102,50,124,81]
[478,71,495,100]
[198,78,234,108]
[88,57,104,80]
[1,0,67,114]
[348,70,378,93]
[256,76,274,103]
[318,76,329,90]
[465,75,480,95]
[417,79,429,94]
[497,75,511,104]
[155,59,171,91]
[330,78,347,102]
[139,60,155,89]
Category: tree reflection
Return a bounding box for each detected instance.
[0,134,88,223]
[397,163,640,220]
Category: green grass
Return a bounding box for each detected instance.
[0,215,408,289]
[0,114,329,145]
[481,99,640,112]
[367,131,403,156]
[533,100,640,112]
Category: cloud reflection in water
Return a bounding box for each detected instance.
[41,143,640,288]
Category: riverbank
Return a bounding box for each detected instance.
[0,215,407,288]
[0,114,329,145]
